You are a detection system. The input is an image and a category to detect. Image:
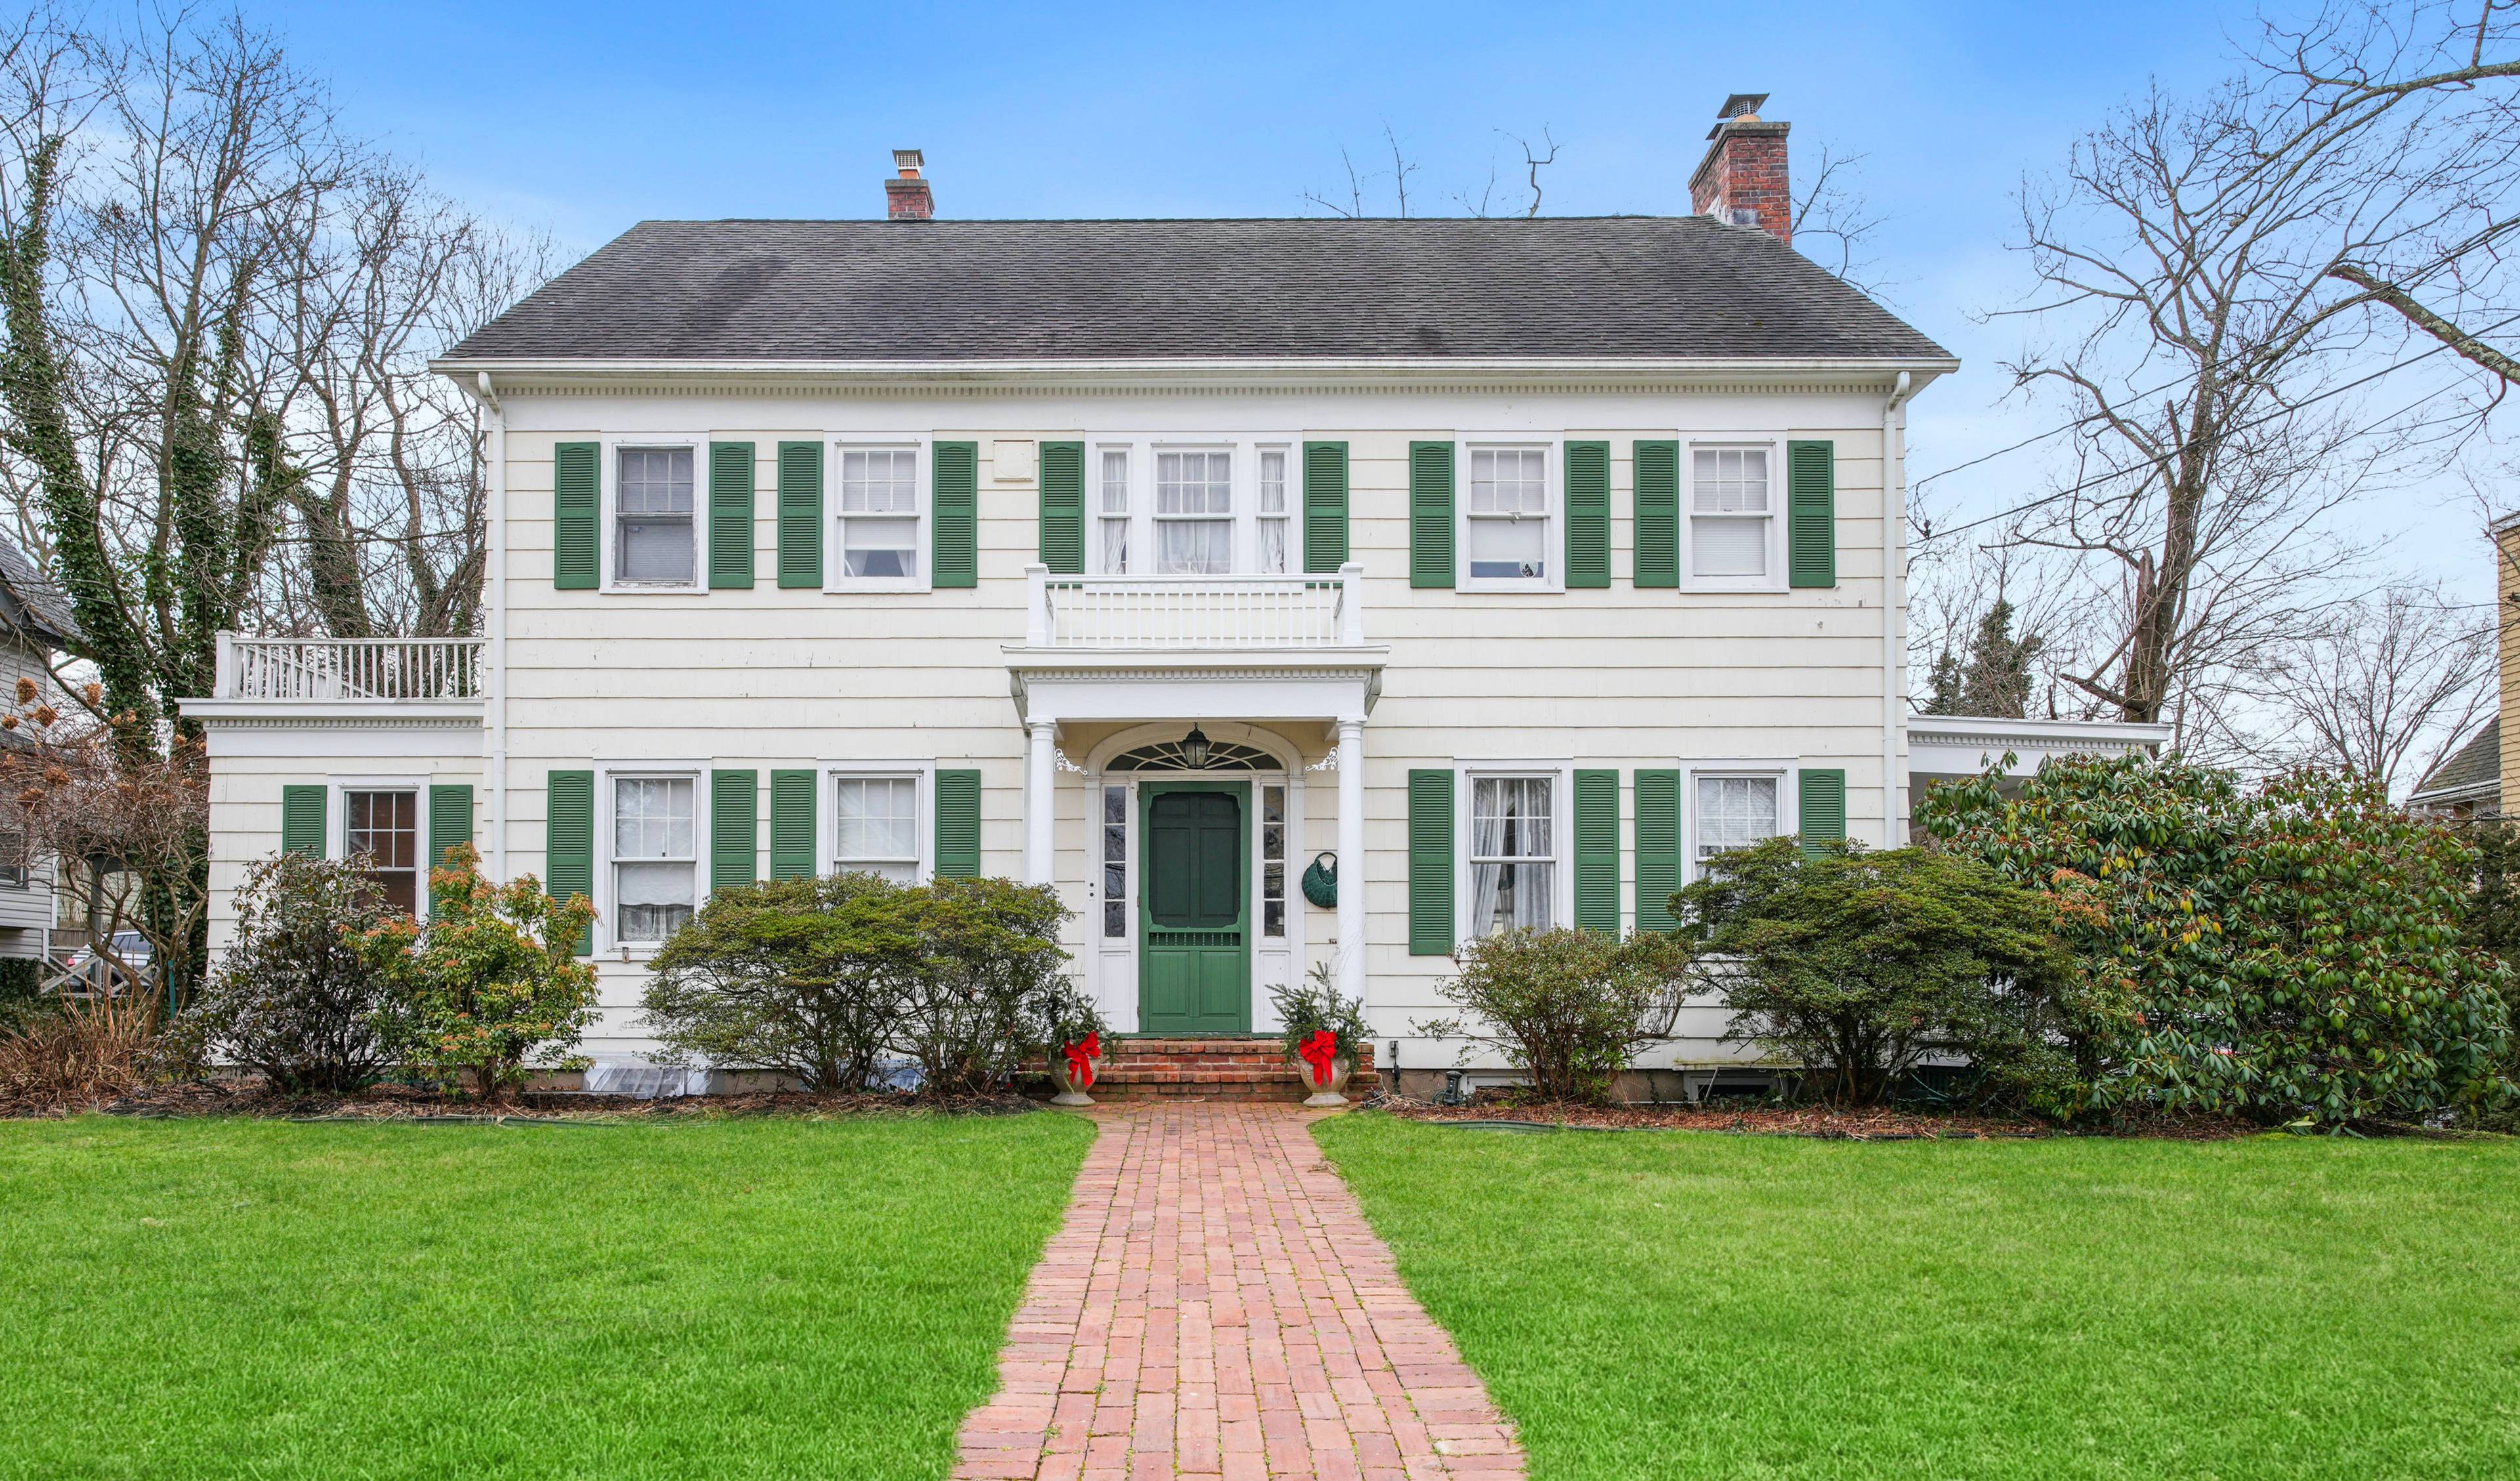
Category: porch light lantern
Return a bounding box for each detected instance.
[1179,723,1212,770]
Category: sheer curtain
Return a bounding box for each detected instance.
[1471,776,1554,936]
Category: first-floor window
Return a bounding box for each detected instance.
[614,777,696,943]
[1467,448,1548,582]
[1695,775,1780,860]
[346,789,420,917]
[834,776,919,881]
[1102,783,1127,938]
[1261,783,1286,937]
[838,448,919,581]
[1469,775,1555,936]
[616,447,696,585]
[1690,447,1773,580]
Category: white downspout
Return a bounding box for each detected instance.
[476,372,509,882]
[1881,369,1914,846]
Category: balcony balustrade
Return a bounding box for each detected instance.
[1022,564,1366,650]
[213,635,483,701]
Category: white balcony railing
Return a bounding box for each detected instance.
[1024,564,1366,650]
[214,634,483,701]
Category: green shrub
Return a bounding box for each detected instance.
[1270,961,1369,1066]
[178,852,395,1095]
[358,845,599,1103]
[1919,755,2516,1125]
[0,955,41,1033]
[1418,927,1689,1105]
[644,872,917,1092]
[888,877,1072,1096]
[1673,838,2109,1114]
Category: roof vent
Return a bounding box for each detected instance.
[1718,93,1769,121]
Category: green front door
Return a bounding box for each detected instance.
[1139,782,1251,1035]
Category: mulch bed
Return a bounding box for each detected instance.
[9,1079,1040,1121]
[1358,1089,2266,1140]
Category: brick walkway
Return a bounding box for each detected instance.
[953,1102,1525,1480]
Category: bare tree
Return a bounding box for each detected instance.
[1792,142,1891,295]
[2257,581,2494,792]
[1304,125,1558,219]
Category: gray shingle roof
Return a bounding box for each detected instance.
[0,537,81,648]
[444,217,1952,365]
[2411,716,2499,801]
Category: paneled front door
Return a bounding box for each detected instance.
[1139,782,1250,1035]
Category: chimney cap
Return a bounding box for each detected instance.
[892,148,924,178]
[1717,93,1769,121]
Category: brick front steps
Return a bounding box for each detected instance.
[1076,1037,1377,1102]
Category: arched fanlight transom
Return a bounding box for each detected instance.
[1105,738,1278,772]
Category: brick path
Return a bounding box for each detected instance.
[952,1102,1525,1480]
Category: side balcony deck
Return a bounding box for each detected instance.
[179,635,485,723]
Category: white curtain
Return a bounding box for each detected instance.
[1158,520,1231,574]
[1470,777,1553,935]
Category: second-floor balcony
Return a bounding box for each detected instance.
[1020,564,1369,652]
[211,635,483,701]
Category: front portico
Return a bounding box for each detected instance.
[1006,564,1384,1035]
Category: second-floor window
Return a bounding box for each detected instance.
[1257,451,1290,574]
[1100,450,1131,573]
[1690,447,1774,583]
[1156,451,1232,574]
[616,448,695,585]
[1466,448,1549,586]
[614,776,696,944]
[837,447,921,585]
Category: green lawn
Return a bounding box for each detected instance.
[0,1112,1095,1481]
[1316,1116,2520,1480]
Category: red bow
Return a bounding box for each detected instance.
[1062,1033,1100,1089]
[1298,1028,1339,1087]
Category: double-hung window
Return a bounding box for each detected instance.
[1255,449,1291,574]
[836,446,921,585]
[616,448,696,586]
[1694,775,1781,861]
[345,789,421,917]
[613,776,696,944]
[1099,449,1131,574]
[1154,451,1232,574]
[1468,775,1555,936]
[833,776,920,881]
[1465,448,1549,586]
[0,830,26,888]
[1689,447,1776,585]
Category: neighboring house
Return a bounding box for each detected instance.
[2408,717,2499,820]
[0,537,83,962]
[184,101,1977,1090]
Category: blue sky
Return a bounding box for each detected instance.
[259,0,2492,597]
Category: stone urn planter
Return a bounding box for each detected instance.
[1293,1029,1355,1108]
[1050,1033,1103,1107]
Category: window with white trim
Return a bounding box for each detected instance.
[835,447,921,584]
[0,831,26,888]
[1468,774,1555,936]
[1255,449,1290,574]
[615,448,695,585]
[1690,447,1773,581]
[1694,774,1781,859]
[1465,448,1549,584]
[1101,783,1127,938]
[833,776,919,882]
[1261,783,1287,937]
[345,789,421,917]
[613,776,696,943]
[1099,449,1131,574]
[1155,450,1232,574]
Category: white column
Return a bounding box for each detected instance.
[1024,721,1057,885]
[1335,717,1366,1005]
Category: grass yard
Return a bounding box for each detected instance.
[0,1112,1096,1481]
[1316,1116,2520,1480]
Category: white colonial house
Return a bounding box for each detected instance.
[185,110,2150,1096]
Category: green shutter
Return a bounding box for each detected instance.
[933,440,978,588]
[553,442,599,590]
[1799,768,1847,857]
[427,783,474,916]
[1303,442,1349,573]
[281,785,327,858]
[770,769,816,880]
[1574,769,1620,936]
[1634,769,1681,934]
[711,770,758,891]
[545,770,595,956]
[1407,769,1454,957]
[777,441,824,589]
[1633,440,1679,588]
[707,442,755,589]
[1408,440,1454,589]
[934,768,982,878]
[1038,442,1083,574]
[1564,440,1610,588]
[1788,440,1836,589]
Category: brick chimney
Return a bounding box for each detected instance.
[885,149,933,221]
[1689,94,1790,244]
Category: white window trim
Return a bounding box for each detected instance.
[820,759,936,881]
[1681,760,1801,884]
[1679,437,1790,594]
[330,775,428,871]
[1095,773,1134,948]
[826,437,934,594]
[1452,759,1575,941]
[599,435,709,595]
[1456,438,1563,594]
[597,761,709,957]
[1085,434,1303,577]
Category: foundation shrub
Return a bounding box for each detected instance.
[1418,927,1690,1105]
[175,853,395,1095]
